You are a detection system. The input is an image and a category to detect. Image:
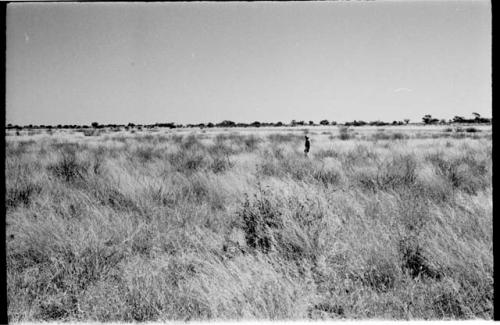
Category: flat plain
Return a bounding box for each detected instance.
[6,125,492,321]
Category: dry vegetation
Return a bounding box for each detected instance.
[6,125,492,321]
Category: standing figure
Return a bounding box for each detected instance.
[304,136,310,156]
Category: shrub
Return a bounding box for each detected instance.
[6,179,42,209]
[362,255,398,292]
[339,127,351,140]
[465,127,480,133]
[399,238,441,280]
[432,288,465,318]
[267,133,302,144]
[134,146,163,163]
[238,190,283,253]
[312,168,342,187]
[372,130,391,141]
[314,149,339,159]
[180,134,203,151]
[376,155,417,191]
[209,154,233,173]
[280,157,312,181]
[426,152,487,194]
[243,134,260,151]
[83,129,102,136]
[91,182,140,212]
[256,157,282,178]
[391,132,408,140]
[451,133,466,139]
[168,151,207,174]
[48,150,89,183]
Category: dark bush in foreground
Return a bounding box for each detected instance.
[47,150,89,183]
[238,191,283,253]
[6,179,42,209]
[465,127,480,133]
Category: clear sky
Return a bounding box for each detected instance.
[6,1,491,125]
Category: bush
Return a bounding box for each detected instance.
[48,150,89,183]
[238,190,283,253]
[267,133,302,144]
[312,168,342,187]
[426,152,487,194]
[314,149,339,159]
[209,154,233,173]
[135,146,163,163]
[391,133,408,140]
[377,155,417,190]
[83,129,102,136]
[180,134,203,151]
[371,131,391,141]
[465,127,480,133]
[243,135,260,151]
[6,179,42,209]
[362,255,398,292]
[168,151,207,174]
[399,238,441,279]
[432,288,465,318]
[339,127,351,140]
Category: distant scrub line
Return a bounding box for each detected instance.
[5,112,492,130]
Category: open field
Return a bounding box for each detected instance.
[6,125,492,321]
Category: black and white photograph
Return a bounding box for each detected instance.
[5,0,492,321]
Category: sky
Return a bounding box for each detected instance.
[6,1,491,125]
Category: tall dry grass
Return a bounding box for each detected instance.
[6,127,492,321]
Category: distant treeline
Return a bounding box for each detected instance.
[5,113,491,130]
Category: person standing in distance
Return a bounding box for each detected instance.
[304,136,310,156]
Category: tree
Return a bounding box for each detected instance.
[91,122,99,128]
[370,120,388,126]
[319,119,329,125]
[422,115,438,124]
[330,121,337,126]
[291,120,297,126]
[250,121,261,127]
[404,119,410,125]
[309,120,314,125]
[351,120,366,126]
[472,112,481,119]
[217,120,236,127]
[275,121,283,127]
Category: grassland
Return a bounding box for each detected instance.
[6,125,492,321]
